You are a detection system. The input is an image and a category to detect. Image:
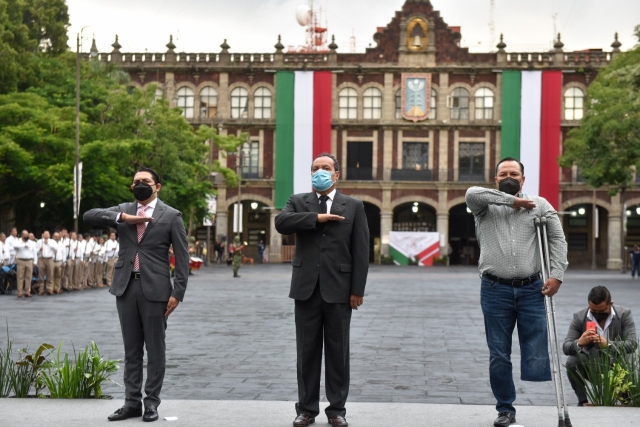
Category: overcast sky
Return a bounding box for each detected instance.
[66,0,639,55]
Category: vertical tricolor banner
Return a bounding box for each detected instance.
[275,71,332,208]
[501,70,562,209]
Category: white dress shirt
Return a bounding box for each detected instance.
[587,307,617,340]
[0,241,4,263]
[54,240,66,262]
[68,239,78,260]
[13,238,37,262]
[84,238,96,258]
[36,238,58,258]
[116,198,158,227]
[6,235,18,256]
[76,240,87,260]
[316,188,336,214]
[105,239,119,258]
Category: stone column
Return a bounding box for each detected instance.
[382,73,394,121]
[218,72,229,121]
[269,210,282,263]
[607,194,622,270]
[164,71,176,108]
[216,211,228,244]
[383,129,393,181]
[437,189,449,255]
[380,185,393,256]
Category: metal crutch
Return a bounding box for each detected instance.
[534,217,572,427]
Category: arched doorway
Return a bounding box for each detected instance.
[363,202,381,262]
[562,204,608,268]
[448,203,478,265]
[226,200,270,261]
[392,202,436,232]
[625,205,640,267]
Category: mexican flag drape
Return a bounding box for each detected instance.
[275,71,332,208]
[501,70,562,209]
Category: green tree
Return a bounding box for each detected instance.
[559,25,640,269]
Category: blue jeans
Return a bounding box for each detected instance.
[632,260,640,277]
[480,277,551,414]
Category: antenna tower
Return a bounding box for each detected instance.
[489,0,495,52]
[350,29,356,53]
[290,0,328,53]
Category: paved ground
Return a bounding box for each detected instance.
[1,264,640,411]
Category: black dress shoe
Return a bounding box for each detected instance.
[494,412,516,427]
[143,406,159,422]
[328,415,348,426]
[292,413,315,426]
[578,400,588,406]
[108,405,142,421]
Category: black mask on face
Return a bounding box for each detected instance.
[499,177,521,196]
[132,182,154,201]
[592,311,610,323]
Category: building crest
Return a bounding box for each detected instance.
[401,73,431,122]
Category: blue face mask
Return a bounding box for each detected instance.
[312,170,334,192]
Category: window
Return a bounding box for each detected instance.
[230,87,249,119]
[253,87,272,119]
[154,87,163,104]
[458,142,485,181]
[241,140,259,178]
[474,88,494,120]
[338,88,358,119]
[176,87,194,119]
[564,87,584,120]
[395,89,402,119]
[429,88,437,119]
[363,87,382,119]
[449,87,469,120]
[199,86,218,119]
[403,143,429,170]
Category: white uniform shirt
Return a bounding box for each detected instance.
[0,241,4,264]
[315,188,336,214]
[98,244,107,262]
[92,244,103,262]
[54,240,66,262]
[76,240,87,260]
[13,238,37,262]
[105,239,119,258]
[68,239,78,260]
[587,307,617,341]
[84,238,96,258]
[36,238,58,258]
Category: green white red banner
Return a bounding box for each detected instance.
[389,232,440,266]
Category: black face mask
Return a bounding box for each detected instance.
[132,182,154,201]
[499,177,521,195]
[592,311,610,323]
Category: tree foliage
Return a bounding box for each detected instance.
[559,26,640,195]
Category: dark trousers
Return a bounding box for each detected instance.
[116,276,168,409]
[295,284,352,419]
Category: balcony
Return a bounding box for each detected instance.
[390,169,433,181]
[345,167,373,181]
[239,168,270,180]
[458,173,485,182]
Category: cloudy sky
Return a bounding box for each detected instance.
[66,0,639,54]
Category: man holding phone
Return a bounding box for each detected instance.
[563,286,637,405]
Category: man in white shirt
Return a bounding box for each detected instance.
[92,236,105,288]
[59,229,71,291]
[36,230,59,295]
[52,231,66,294]
[0,233,5,266]
[65,232,78,291]
[13,229,37,298]
[6,227,18,264]
[104,232,119,288]
[74,234,87,290]
[84,234,96,288]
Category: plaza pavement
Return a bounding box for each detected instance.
[1,264,640,425]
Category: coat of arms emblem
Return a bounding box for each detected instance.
[401,73,431,122]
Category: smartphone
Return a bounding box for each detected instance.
[586,321,597,332]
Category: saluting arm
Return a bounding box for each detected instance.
[465,186,516,215]
[275,197,319,235]
[350,201,370,297]
[83,206,122,228]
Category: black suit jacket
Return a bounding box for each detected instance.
[275,190,369,303]
[83,199,189,302]
[563,305,637,356]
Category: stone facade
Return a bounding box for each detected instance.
[103,0,638,268]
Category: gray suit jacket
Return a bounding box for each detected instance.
[275,190,369,303]
[563,305,637,356]
[83,199,189,302]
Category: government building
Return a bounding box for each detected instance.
[100,0,637,269]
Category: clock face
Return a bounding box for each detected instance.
[407,18,428,52]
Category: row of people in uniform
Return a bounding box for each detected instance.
[0,227,119,298]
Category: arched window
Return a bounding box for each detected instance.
[253,87,272,119]
[338,88,358,119]
[176,87,194,119]
[395,89,402,119]
[363,87,382,119]
[199,86,218,119]
[429,88,437,119]
[564,87,584,120]
[230,87,249,119]
[449,87,469,120]
[474,88,494,120]
[153,87,163,105]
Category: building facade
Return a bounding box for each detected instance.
[105,0,639,268]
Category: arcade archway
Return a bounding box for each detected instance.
[448,203,478,265]
[562,203,609,268]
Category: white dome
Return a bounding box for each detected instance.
[296,5,310,26]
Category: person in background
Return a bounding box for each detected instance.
[214,239,224,264]
[66,232,78,291]
[6,227,18,264]
[104,232,119,287]
[563,286,637,405]
[257,239,265,263]
[52,231,66,294]
[35,230,58,295]
[74,233,86,290]
[59,229,71,291]
[13,230,37,298]
[0,233,5,266]
[630,244,640,279]
[92,236,105,288]
[230,236,246,278]
[84,234,96,288]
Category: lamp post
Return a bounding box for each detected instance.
[74,27,92,233]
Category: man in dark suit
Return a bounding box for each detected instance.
[83,167,189,422]
[275,153,369,427]
[563,286,637,405]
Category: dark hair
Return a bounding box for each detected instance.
[135,167,161,184]
[588,286,611,305]
[83,233,90,239]
[312,153,340,172]
[495,157,524,176]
